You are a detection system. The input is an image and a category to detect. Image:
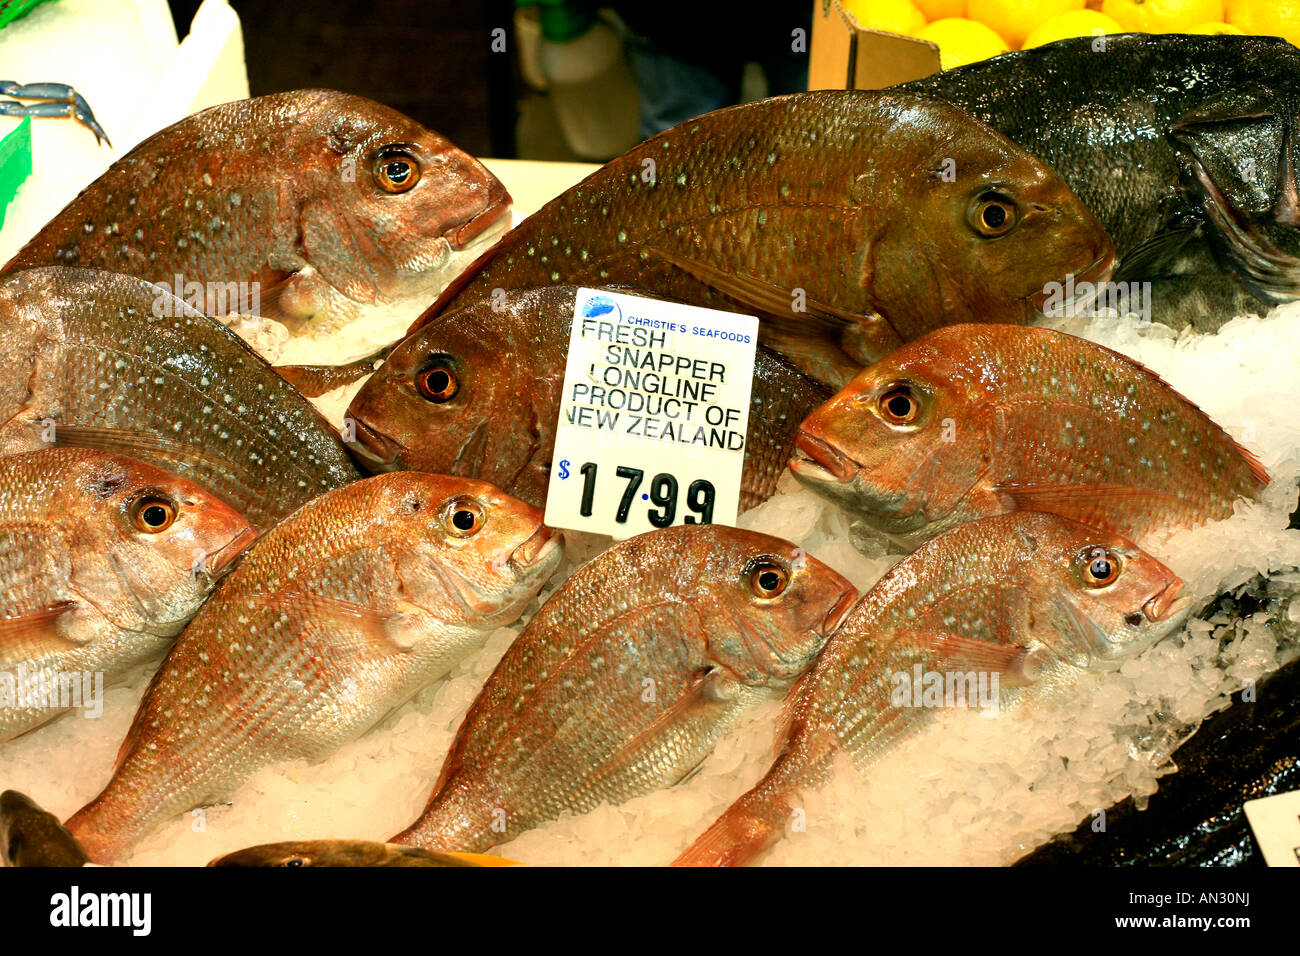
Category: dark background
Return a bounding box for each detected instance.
[167,0,516,157]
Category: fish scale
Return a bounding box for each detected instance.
[65,472,563,864]
[793,323,1268,545]
[0,267,359,530]
[391,524,856,853]
[675,512,1187,866]
[414,91,1111,385]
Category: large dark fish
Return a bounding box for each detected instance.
[346,285,832,511]
[66,472,562,864]
[1,791,90,867]
[410,91,1113,385]
[901,34,1300,327]
[0,267,359,530]
[2,90,512,361]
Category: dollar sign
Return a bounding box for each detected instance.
[558,459,570,480]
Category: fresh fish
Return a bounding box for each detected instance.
[209,841,517,867]
[411,91,1113,385]
[1019,571,1300,867]
[901,34,1300,327]
[65,472,562,864]
[346,285,832,510]
[675,512,1187,866]
[791,323,1268,546]
[2,90,513,362]
[390,524,857,853]
[1,448,255,741]
[1,791,89,867]
[0,267,360,530]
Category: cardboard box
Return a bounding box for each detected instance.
[809,0,942,90]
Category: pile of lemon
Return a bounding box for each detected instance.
[841,0,1298,71]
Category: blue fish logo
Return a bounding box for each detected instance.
[582,295,619,320]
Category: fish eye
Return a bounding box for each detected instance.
[416,359,458,403]
[131,494,177,533]
[374,149,421,194]
[1079,547,1121,588]
[877,384,920,425]
[969,192,1018,238]
[749,560,789,599]
[444,497,485,537]
[281,857,307,867]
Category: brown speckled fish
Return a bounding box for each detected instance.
[675,512,1187,866]
[414,91,1113,384]
[346,285,830,510]
[1,791,91,867]
[0,267,359,530]
[65,472,562,864]
[0,449,254,742]
[792,324,1269,546]
[3,90,512,360]
[390,524,857,853]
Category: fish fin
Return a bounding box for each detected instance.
[419,850,521,867]
[47,425,236,480]
[253,591,410,658]
[1114,227,1201,283]
[673,799,785,867]
[772,669,812,757]
[275,345,392,398]
[0,601,82,657]
[993,482,1178,533]
[636,244,896,375]
[920,630,1035,688]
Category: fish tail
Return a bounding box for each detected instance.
[389,788,498,853]
[63,792,148,865]
[672,792,789,868]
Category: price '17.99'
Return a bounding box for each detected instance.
[575,462,714,527]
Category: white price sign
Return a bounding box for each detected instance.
[1243,789,1300,866]
[543,288,758,539]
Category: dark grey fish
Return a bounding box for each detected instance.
[902,33,1300,328]
[0,791,89,867]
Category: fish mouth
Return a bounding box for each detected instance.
[822,588,857,634]
[345,418,402,473]
[790,431,856,484]
[1029,249,1117,315]
[1142,579,1186,623]
[510,525,563,568]
[451,198,513,249]
[209,525,258,574]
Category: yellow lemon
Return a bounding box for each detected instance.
[917,17,1012,68]
[1188,20,1243,32]
[966,0,1083,48]
[1023,9,1122,45]
[1226,0,1300,45]
[841,0,928,36]
[914,0,969,18]
[1101,0,1225,33]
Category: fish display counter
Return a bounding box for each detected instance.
[0,0,1298,877]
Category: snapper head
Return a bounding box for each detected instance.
[64,453,256,633]
[368,473,562,630]
[290,92,512,318]
[791,329,997,544]
[680,528,858,686]
[867,95,1114,340]
[346,305,561,506]
[1017,515,1186,673]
